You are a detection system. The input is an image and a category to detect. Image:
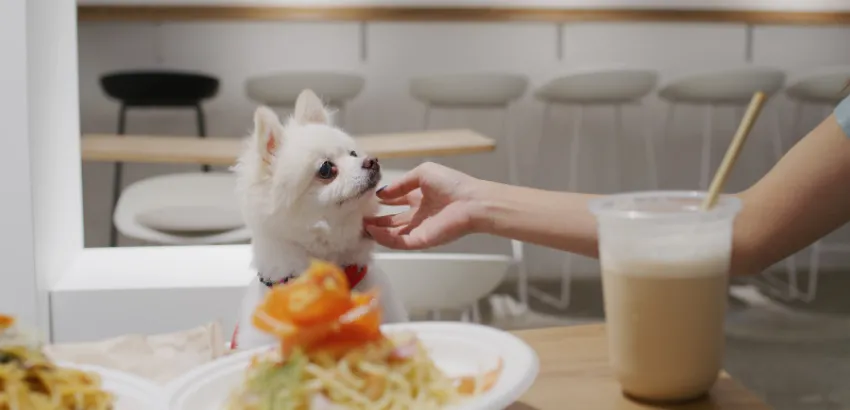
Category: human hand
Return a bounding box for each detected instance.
[363,162,486,250]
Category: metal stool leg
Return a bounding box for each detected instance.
[769,101,784,163]
[517,103,551,307]
[109,104,128,247]
[611,105,624,191]
[336,104,346,129]
[527,105,583,310]
[804,240,821,303]
[501,105,531,307]
[792,101,804,142]
[421,104,434,165]
[662,104,676,141]
[195,103,210,173]
[699,105,714,190]
[641,102,659,189]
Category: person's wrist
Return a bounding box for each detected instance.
[465,178,500,234]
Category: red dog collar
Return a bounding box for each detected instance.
[257,265,367,289]
[233,264,368,350]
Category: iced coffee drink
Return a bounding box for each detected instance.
[589,192,741,403]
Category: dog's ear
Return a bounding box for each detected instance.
[293,89,329,125]
[254,106,282,166]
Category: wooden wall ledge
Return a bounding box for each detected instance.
[77,6,850,25]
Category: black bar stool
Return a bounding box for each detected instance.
[99,70,220,247]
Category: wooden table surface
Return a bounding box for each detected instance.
[509,324,770,410]
[81,129,495,166]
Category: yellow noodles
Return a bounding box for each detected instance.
[227,334,486,410]
[0,317,113,410]
[0,346,113,410]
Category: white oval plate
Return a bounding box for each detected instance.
[57,361,168,410]
[166,322,539,410]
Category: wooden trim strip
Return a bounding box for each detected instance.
[77,6,850,25]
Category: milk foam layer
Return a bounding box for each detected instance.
[601,255,730,278]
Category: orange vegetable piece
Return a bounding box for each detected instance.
[286,260,352,326]
[252,260,388,356]
[306,291,383,354]
[252,260,353,330]
[337,290,382,338]
[251,305,298,339]
[0,314,14,330]
[455,358,503,395]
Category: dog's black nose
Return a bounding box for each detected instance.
[362,157,380,171]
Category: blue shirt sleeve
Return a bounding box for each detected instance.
[835,95,850,138]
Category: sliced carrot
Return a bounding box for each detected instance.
[251,306,298,339]
[251,260,388,356]
[277,280,353,326]
[338,290,382,337]
[302,260,350,291]
[278,321,339,357]
[0,314,14,330]
[253,261,353,328]
[455,358,503,395]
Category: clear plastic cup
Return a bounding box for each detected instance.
[589,191,742,403]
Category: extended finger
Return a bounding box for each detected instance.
[376,165,430,201]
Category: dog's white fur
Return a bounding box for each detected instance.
[233,90,408,349]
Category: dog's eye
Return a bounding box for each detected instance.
[349,151,357,157]
[317,161,337,180]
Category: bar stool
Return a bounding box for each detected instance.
[100,70,220,246]
[409,73,528,173]
[245,72,365,127]
[786,67,850,138]
[113,173,250,245]
[758,67,850,303]
[526,68,659,309]
[657,67,786,189]
[408,73,528,315]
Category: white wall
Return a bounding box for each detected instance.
[30,0,85,301]
[77,21,850,278]
[0,0,40,330]
[0,0,83,338]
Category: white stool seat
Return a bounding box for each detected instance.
[114,173,250,245]
[535,69,658,104]
[245,72,365,107]
[375,253,511,313]
[659,67,786,104]
[410,73,528,107]
[786,68,850,105]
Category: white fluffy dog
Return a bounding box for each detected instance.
[231,89,408,349]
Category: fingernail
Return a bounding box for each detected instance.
[376,185,388,194]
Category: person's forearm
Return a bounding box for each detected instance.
[731,114,850,275]
[468,179,797,277]
[471,115,850,277]
[471,180,601,258]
